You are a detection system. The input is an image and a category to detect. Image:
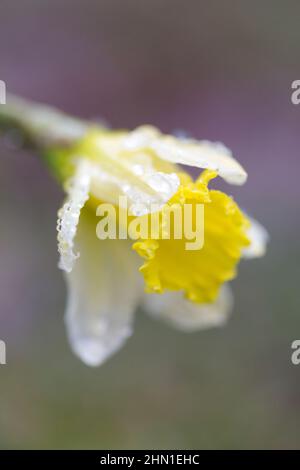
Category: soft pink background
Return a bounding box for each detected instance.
[0,0,299,449]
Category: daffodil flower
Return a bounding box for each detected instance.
[0,96,268,367]
[53,126,268,366]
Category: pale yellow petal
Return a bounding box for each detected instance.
[64,210,142,366]
[142,285,233,331]
[123,126,247,185]
[243,216,269,258]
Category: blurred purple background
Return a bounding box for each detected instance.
[0,0,300,449]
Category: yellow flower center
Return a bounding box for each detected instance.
[133,171,250,303]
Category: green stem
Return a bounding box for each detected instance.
[0,94,88,152]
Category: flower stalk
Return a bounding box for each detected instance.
[0,93,88,151]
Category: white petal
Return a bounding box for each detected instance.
[123,126,247,185]
[57,160,92,273]
[142,285,233,332]
[243,217,269,258]
[91,165,179,217]
[64,210,142,366]
[88,135,180,216]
